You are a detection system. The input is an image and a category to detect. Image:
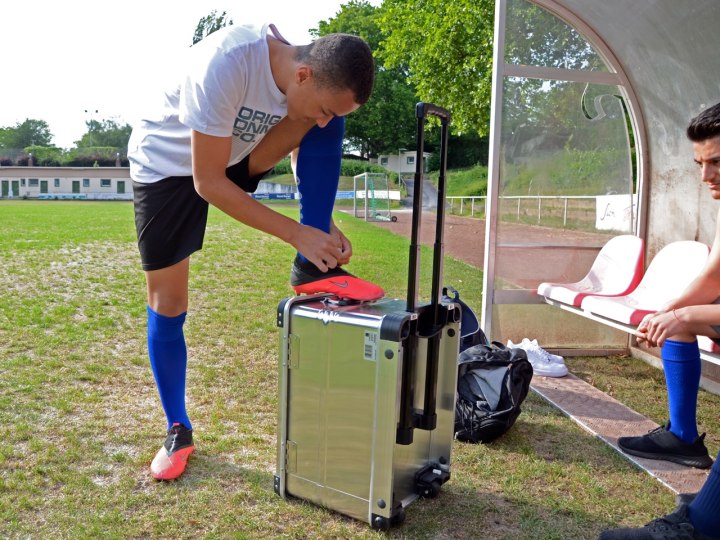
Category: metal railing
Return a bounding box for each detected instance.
[447,195,601,224]
[446,196,487,217]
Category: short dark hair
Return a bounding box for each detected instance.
[687,102,720,142]
[295,34,375,105]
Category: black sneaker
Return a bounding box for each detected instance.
[290,255,384,301]
[598,503,713,539]
[617,425,713,469]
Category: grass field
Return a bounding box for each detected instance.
[1,200,718,539]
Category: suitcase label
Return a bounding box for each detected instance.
[364,330,379,361]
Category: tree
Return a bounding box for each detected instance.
[380,0,605,140]
[192,9,233,45]
[75,119,132,149]
[23,145,64,167]
[0,118,54,149]
[313,0,418,158]
[0,127,8,148]
[379,0,495,136]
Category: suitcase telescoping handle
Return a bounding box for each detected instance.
[397,102,452,445]
[406,102,451,314]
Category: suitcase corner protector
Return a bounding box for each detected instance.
[273,474,282,496]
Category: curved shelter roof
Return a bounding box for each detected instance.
[548,0,720,244]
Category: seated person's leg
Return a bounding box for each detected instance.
[600,449,719,539]
[618,327,715,469]
[689,449,720,537]
[290,117,384,301]
[663,339,701,443]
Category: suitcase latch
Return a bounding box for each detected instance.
[288,334,300,369]
[285,441,297,473]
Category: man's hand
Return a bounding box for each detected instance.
[634,309,682,348]
[290,224,344,273]
[330,220,352,265]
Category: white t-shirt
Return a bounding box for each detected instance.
[128,24,288,184]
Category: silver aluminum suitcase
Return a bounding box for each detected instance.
[275,104,459,530]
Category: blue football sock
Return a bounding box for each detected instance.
[147,306,192,431]
[688,451,720,537]
[661,339,701,443]
[295,116,344,262]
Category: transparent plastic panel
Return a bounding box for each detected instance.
[492,304,630,351]
[505,0,608,71]
[495,77,634,290]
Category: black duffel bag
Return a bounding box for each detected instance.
[454,342,534,444]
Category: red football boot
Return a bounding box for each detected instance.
[150,423,195,481]
[290,255,384,301]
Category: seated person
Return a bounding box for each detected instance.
[601,100,720,540]
[616,102,720,471]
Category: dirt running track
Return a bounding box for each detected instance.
[359,209,613,287]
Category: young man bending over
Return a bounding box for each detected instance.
[128,24,382,480]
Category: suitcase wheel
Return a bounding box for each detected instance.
[371,515,391,531]
[415,464,449,499]
[419,479,442,499]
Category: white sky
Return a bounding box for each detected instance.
[1,0,379,148]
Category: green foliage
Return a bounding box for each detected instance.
[0,201,713,538]
[75,119,132,149]
[340,158,396,179]
[503,148,629,196]
[314,0,418,157]
[313,0,382,48]
[192,9,233,45]
[348,68,419,158]
[0,118,53,149]
[379,0,495,136]
[444,164,488,196]
[427,132,489,171]
[504,0,603,70]
[378,0,605,139]
[270,157,293,175]
[1,117,129,164]
[63,147,124,167]
[270,156,395,182]
[23,146,64,167]
[0,127,10,149]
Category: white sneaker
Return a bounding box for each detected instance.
[507,338,568,378]
[527,339,565,364]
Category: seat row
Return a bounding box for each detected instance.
[537,235,720,361]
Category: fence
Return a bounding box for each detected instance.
[446,196,486,217]
[447,195,624,231]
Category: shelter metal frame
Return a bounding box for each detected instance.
[481,0,649,339]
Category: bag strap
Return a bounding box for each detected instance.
[442,285,460,302]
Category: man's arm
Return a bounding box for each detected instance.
[636,208,720,346]
[666,207,720,312]
[190,130,343,272]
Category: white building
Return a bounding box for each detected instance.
[374,150,431,174]
[0,167,132,200]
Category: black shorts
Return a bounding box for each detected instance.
[133,156,270,271]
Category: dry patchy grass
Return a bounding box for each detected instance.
[0,201,708,539]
